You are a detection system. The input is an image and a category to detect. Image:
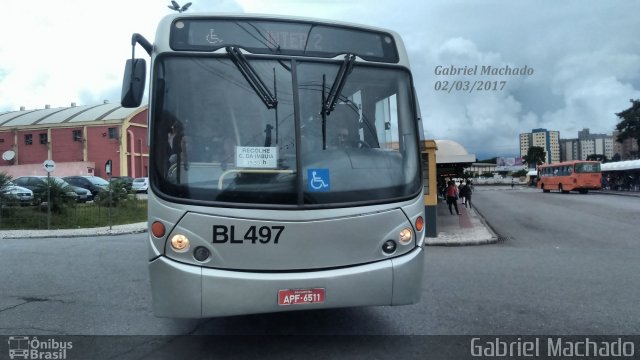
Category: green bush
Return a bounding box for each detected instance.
[0,172,13,204]
[511,169,528,177]
[34,177,76,214]
[0,199,147,230]
[95,180,130,207]
[0,171,147,230]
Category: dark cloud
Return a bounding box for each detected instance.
[389,0,640,157]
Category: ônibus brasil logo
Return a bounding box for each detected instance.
[7,336,72,360]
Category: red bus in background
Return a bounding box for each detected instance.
[537,160,601,194]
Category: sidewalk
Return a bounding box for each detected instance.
[1,222,147,239]
[424,198,497,246]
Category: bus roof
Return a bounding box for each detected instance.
[538,160,600,168]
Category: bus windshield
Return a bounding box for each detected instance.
[151,55,421,207]
[574,162,601,173]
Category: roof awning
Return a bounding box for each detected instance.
[601,159,640,171]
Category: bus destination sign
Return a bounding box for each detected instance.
[170,19,399,63]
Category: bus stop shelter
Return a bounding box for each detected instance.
[422,139,475,237]
[435,139,476,182]
[601,159,640,191]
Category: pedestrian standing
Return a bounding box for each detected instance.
[446,181,460,215]
[460,181,472,208]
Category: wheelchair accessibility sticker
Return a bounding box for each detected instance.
[307,169,330,192]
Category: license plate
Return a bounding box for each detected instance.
[278,288,325,306]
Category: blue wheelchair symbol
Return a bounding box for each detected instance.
[308,169,330,192]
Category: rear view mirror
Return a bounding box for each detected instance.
[121,58,147,108]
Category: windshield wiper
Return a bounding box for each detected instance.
[320,53,356,149]
[321,54,356,116]
[226,46,278,109]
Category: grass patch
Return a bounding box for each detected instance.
[0,197,147,230]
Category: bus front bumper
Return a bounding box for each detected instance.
[148,247,424,318]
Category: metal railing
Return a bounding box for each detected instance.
[0,194,147,230]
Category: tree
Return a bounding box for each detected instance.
[34,177,76,214]
[615,99,640,153]
[511,169,528,177]
[462,171,476,179]
[522,146,546,168]
[478,157,497,164]
[586,154,607,162]
[0,172,13,203]
[95,179,130,207]
[0,171,11,189]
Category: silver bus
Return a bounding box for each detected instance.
[121,13,426,318]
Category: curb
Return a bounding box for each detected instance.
[3,229,147,240]
[471,204,500,242]
[424,206,498,246]
[1,224,148,240]
[424,237,498,246]
[592,190,640,198]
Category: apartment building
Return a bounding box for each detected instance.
[559,128,614,161]
[519,128,560,164]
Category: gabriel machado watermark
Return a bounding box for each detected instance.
[470,337,636,358]
[434,64,534,93]
[7,336,73,360]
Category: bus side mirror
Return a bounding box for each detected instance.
[121,58,147,108]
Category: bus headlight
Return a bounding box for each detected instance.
[398,228,413,245]
[170,234,190,252]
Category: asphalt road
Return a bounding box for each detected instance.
[0,186,638,358]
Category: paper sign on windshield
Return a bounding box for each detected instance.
[236,146,278,168]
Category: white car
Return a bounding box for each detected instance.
[131,177,149,193]
[1,182,34,205]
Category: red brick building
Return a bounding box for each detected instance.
[0,102,149,179]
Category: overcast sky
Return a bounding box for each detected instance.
[1,0,639,159]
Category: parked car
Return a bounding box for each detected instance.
[63,175,109,197]
[131,177,149,193]
[1,181,34,205]
[13,176,92,203]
